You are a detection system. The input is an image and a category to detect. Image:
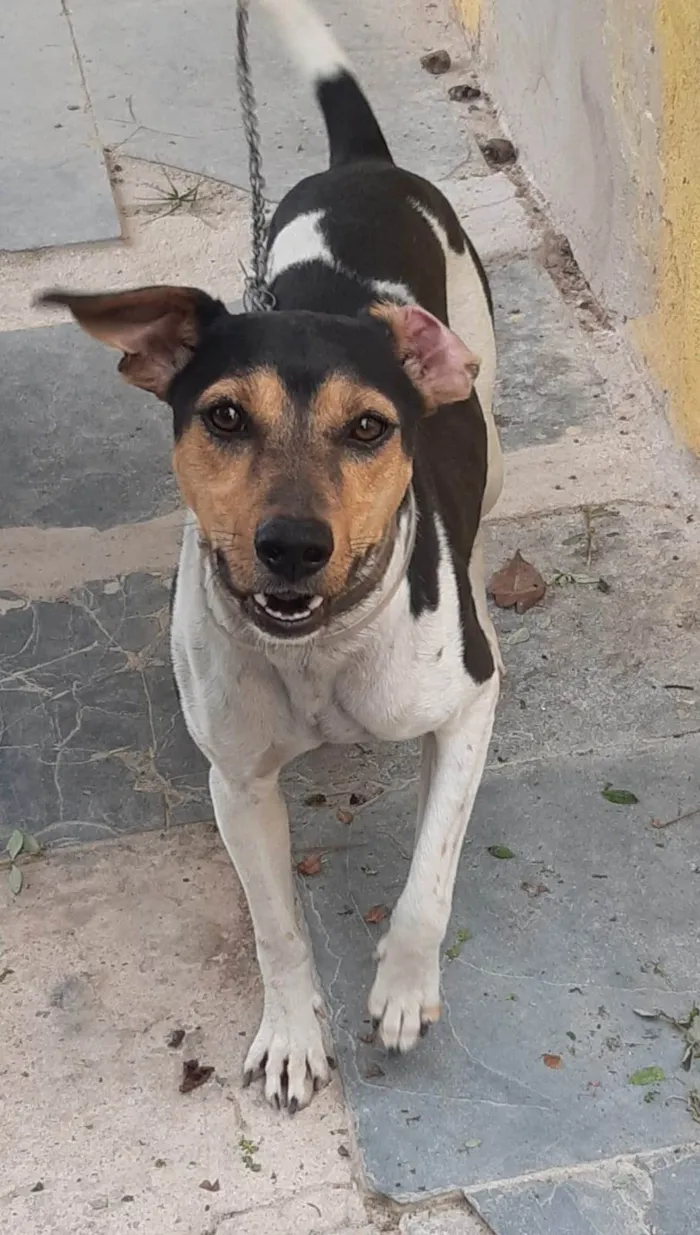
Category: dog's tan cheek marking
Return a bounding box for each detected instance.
[308,376,411,588]
[333,437,412,558]
[172,421,264,589]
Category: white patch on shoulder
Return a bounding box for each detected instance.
[371,278,414,305]
[267,210,334,281]
[267,211,414,307]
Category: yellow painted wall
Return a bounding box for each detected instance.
[651,0,700,452]
[454,0,481,40]
[454,0,700,454]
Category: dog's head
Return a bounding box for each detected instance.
[41,287,479,638]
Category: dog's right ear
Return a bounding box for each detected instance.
[37,286,227,400]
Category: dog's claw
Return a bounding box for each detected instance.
[242,1069,252,1088]
[327,1054,337,1070]
[420,1021,431,1038]
[289,1096,299,1116]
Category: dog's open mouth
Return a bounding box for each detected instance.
[248,592,328,636]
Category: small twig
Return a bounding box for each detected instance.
[651,805,700,830]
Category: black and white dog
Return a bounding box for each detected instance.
[43,0,503,1112]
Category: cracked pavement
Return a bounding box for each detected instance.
[2,1,700,1233]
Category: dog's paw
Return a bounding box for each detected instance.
[368,930,441,1052]
[243,981,331,1112]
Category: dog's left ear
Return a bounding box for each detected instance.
[371,302,480,411]
[37,286,226,400]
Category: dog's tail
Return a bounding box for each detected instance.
[258,0,393,166]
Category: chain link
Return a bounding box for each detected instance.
[236,0,276,312]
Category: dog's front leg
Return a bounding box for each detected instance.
[368,672,499,1050]
[209,765,330,1111]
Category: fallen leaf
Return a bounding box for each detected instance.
[543,1054,562,1069]
[304,793,327,807]
[167,1028,186,1049]
[364,1062,385,1080]
[179,1058,215,1094]
[602,786,639,805]
[488,845,515,860]
[296,853,323,877]
[521,881,550,898]
[688,1090,700,1123]
[30,1182,44,1193]
[8,864,23,895]
[420,49,451,74]
[199,1179,220,1192]
[349,792,367,806]
[358,1031,375,1045]
[445,928,472,960]
[22,832,42,856]
[364,904,389,925]
[337,1144,351,1158]
[489,551,546,614]
[506,626,531,646]
[0,968,14,983]
[633,1008,661,1020]
[459,1138,482,1151]
[448,83,481,101]
[480,137,518,165]
[336,809,354,825]
[629,1065,665,1086]
[6,830,24,861]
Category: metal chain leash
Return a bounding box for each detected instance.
[236,0,276,312]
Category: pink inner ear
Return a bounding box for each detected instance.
[397,305,480,406]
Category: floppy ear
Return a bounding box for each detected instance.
[37,286,226,400]
[371,302,480,411]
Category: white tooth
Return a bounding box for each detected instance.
[254,594,267,607]
[307,596,323,611]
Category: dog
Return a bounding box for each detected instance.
[41,0,504,1113]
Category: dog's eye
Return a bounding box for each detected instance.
[203,401,247,436]
[348,413,391,445]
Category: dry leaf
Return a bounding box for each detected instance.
[296,853,323,877]
[542,1053,562,1069]
[199,1179,220,1192]
[364,1062,385,1080]
[364,904,389,925]
[166,1028,186,1049]
[305,793,327,807]
[179,1058,215,1094]
[521,881,550,898]
[337,809,354,825]
[420,49,451,74]
[6,829,24,861]
[490,551,546,614]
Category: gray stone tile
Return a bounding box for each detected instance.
[471,1150,700,1235]
[0,2,119,250]
[0,324,177,529]
[648,1151,700,1234]
[297,741,700,1198]
[491,258,606,450]
[68,0,483,202]
[483,501,700,765]
[0,574,208,846]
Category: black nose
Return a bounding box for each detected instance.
[254,517,334,582]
